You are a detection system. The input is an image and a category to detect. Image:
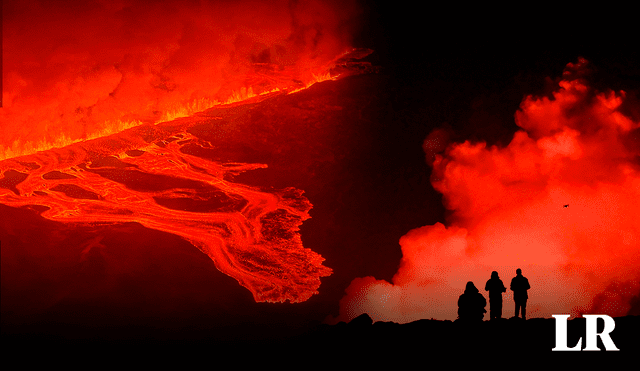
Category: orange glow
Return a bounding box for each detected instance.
[1,0,362,161]
[0,0,371,304]
[0,48,372,304]
[331,60,640,323]
[1,120,143,161]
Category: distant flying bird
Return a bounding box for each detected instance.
[563,204,569,208]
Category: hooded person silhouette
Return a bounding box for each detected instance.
[510,268,530,319]
[485,271,506,320]
[457,281,487,322]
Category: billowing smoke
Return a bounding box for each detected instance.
[1,0,361,159]
[330,59,640,323]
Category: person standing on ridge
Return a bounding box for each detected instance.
[457,281,487,322]
[485,271,506,320]
[510,268,530,319]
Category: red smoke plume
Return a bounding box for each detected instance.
[331,59,640,323]
[1,0,361,159]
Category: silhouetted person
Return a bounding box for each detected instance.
[510,268,530,319]
[485,271,506,320]
[457,281,487,322]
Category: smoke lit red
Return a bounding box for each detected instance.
[331,59,640,323]
[1,0,360,159]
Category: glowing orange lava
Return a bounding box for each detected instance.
[1,38,374,303]
[0,126,332,303]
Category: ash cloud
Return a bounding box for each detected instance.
[1,0,361,157]
[330,59,640,324]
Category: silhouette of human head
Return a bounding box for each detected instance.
[491,271,499,279]
[465,281,478,293]
[516,268,522,275]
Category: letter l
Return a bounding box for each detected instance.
[552,314,582,351]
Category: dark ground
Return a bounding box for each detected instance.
[4,313,638,362]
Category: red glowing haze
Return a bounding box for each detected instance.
[331,59,640,323]
[1,0,361,159]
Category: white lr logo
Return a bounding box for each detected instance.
[552,314,620,351]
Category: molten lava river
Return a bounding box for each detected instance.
[0,108,331,304]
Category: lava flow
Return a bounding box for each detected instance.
[1,0,373,305]
[1,46,376,304]
[0,119,332,303]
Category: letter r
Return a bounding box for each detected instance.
[583,315,620,351]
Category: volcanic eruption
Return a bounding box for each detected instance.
[3,1,640,349]
[1,0,371,329]
[0,0,361,159]
[331,58,640,324]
